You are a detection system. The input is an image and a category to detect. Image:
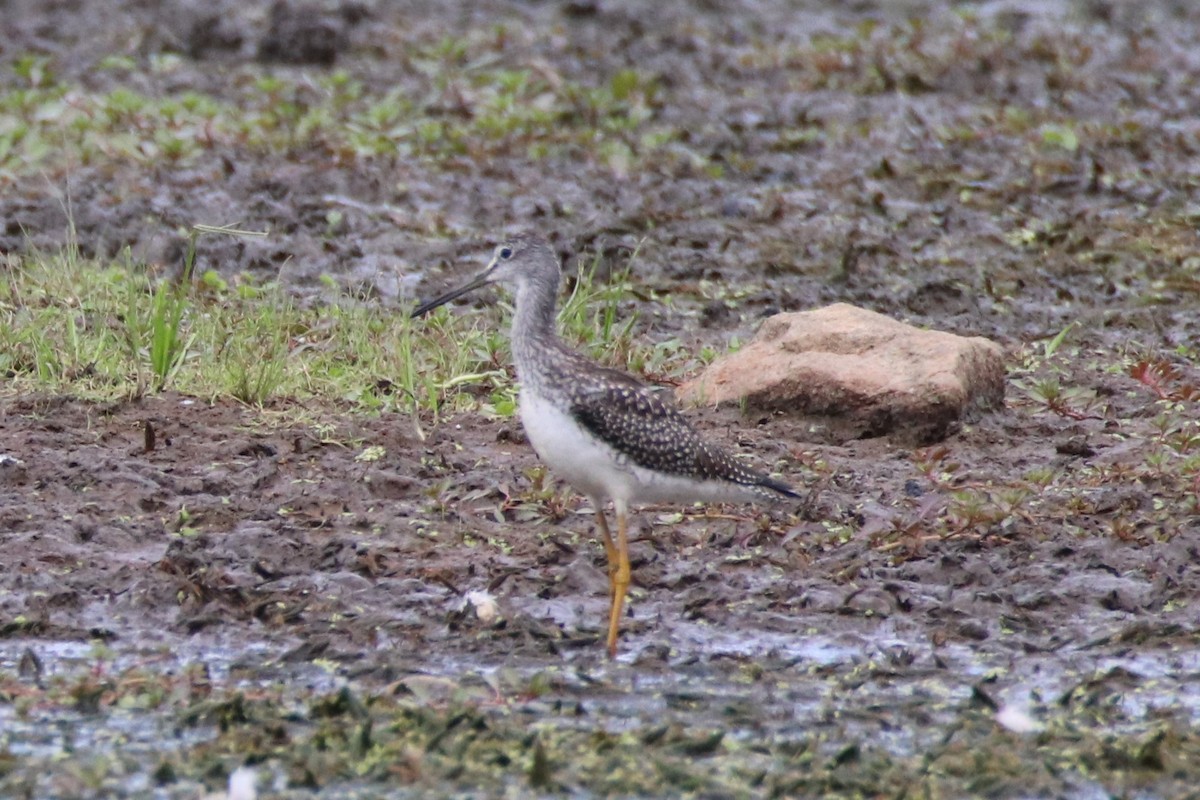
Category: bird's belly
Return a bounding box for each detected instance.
[519,392,635,502]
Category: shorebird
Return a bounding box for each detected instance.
[411,233,798,657]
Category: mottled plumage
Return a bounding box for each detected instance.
[572,384,794,498]
[412,232,798,657]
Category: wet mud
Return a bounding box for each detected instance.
[3,0,1200,797]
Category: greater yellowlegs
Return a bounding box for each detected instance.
[412,233,798,658]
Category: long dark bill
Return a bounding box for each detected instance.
[410,272,493,318]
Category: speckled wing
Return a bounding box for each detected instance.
[569,381,798,497]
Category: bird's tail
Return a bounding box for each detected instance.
[759,475,802,499]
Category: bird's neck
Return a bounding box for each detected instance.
[510,278,566,379]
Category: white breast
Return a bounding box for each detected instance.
[519,391,635,503]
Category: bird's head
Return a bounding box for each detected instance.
[411,232,560,318]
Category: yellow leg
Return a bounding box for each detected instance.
[594,506,617,600]
[605,501,631,659]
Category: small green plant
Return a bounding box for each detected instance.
[121,225,267,394]
[144,237,195,391]
[224,323,289,406]
[1009,322,1101,419]
[556,244,642,366]
[1040,122,1079,152]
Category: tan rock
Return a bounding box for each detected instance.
[677,303,1005,443]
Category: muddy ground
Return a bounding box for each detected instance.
[3,0,1200,797]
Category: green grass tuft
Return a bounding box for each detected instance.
[0,236,689,422]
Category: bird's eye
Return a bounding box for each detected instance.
[499,246,513,260]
